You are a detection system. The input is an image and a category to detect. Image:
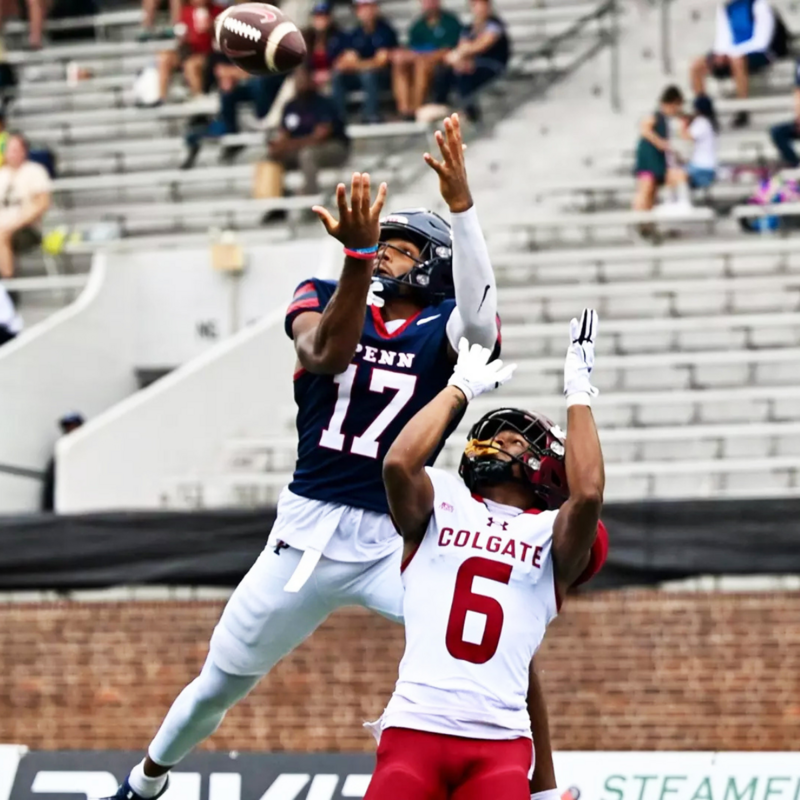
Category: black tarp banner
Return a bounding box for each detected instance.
[2,749,375,800]
[1,498,799,591]
[7,748,800,800]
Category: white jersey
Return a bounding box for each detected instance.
[381,467,559,741]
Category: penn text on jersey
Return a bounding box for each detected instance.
[354,343,416,369]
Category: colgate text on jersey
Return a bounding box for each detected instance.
[437,525,545,567]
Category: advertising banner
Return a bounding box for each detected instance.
[4,750,800,800]
[553,753,800,800]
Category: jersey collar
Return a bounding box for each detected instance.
[471,492,542,515]
[370,305,423,339]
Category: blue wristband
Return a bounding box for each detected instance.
[347,245,379,255]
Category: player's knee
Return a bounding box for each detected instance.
[191,660,256,713]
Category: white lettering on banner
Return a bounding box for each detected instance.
[342,775,372,797]
[258,774,311,800]
[0,746,26,800]
[31,771,118,797]
[306,775,339,800]
[552,753,800,800]
[209,773,241,800]
[16,757,800,800]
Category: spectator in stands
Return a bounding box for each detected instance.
[142,0,182,40]
[266,65,350,202]
[680,95,719,189]
[770,60,800,167]
[158,0,222,103]
[654,96,719,213]
[182,67,286,168]
[392,0,461,120]
[41,412,84,512]
[437,0,510,122]
[0,280,21,346]
[0,0,46,49]
[0,113,9,168]
[0,134,51,279]
[331,0,398,124]
[690,0,783,129]
[303,2,346,89]
[632,85,685,215]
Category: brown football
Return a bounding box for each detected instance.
[215,3,307,76]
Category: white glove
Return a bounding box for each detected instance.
[367,279,385,308]
[448,337,516,402]
[564,308,599,407]
[531,791,562,800]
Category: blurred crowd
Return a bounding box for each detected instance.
[176,0,511,190]
[632,0,800,229]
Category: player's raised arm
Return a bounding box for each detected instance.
[552,310,605,595]
[383,339,516,544]
[424,114,498,356]
[291,173,388,375]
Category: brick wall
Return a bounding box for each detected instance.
[1,590,799,752]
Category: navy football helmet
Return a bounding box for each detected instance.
[375,208,454,306]
[459,407,569,511]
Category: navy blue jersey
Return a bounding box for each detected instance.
[285,278,463,514]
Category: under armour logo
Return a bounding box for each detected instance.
[487,517,509,531]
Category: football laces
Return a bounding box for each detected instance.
[223,17,262,42]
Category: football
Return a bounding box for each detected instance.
[215,3,307,76]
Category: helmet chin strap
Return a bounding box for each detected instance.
[373,273,427,305]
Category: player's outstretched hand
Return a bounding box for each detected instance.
[448,337,516,403]
[312,172,388,250]
[564,308,600,403]
[424,113,473,214]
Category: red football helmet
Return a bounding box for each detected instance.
[458,407,569,511]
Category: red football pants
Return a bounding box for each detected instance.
[364,727,532,800]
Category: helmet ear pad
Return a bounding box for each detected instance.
[523,453,569,509]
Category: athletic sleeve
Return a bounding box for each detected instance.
[445,205,499,352]
[285,279,323,339]
[572,520,609,587]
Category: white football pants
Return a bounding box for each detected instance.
[148,544,403,767]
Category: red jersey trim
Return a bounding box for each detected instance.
[287,297,322,316]
[400,544,420,573]
[293,367,307,380]
[370,305,422,339]
[573,520,609,587]
[292,281,317,299]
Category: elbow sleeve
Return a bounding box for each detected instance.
[449,206,498,349]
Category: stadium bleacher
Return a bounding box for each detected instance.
[5,0,800,780]
[121,0,800,512]
[0,0,798,514]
